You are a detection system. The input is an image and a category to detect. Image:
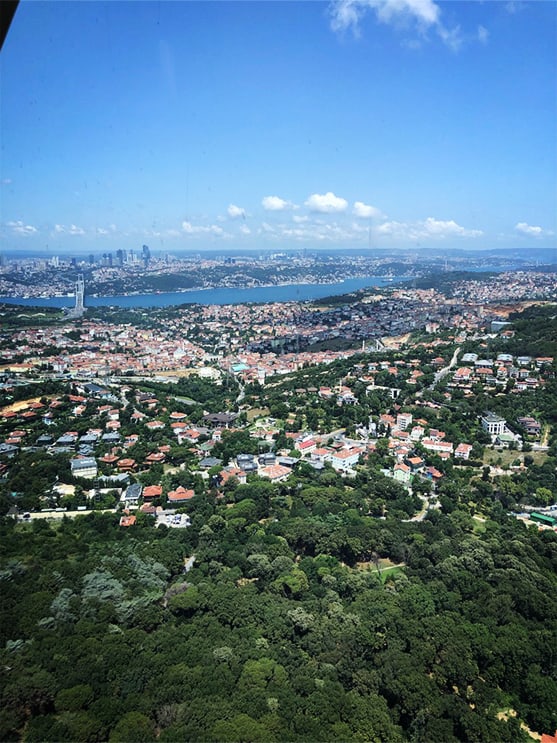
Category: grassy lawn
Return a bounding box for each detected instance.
[246,407,270,422]
[380,565,406,581]
[356,559,406,582]
[483,448,548,468]
[472,515,487,534]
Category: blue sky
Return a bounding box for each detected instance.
[1,0,556,254]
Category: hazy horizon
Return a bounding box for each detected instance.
[1,245,555,263]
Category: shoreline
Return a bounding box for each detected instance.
[0,275,400,308]
[0,275,380,302]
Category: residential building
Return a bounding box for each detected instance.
[122,483,142,507]
[167,486,195,504]
[259,464,291,482]
[481,412,506,436]
[70,457,97,479]
[331,448,363,472]
[396,413,413,430]
[454,443,473,460]
[393,463,411,484]
[422,439,454,455]
[517,416,541,436]
[143,484,163,502]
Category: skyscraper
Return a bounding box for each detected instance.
[142,244,151,267]
[75,274,85,314]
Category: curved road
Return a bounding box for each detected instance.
[429,346,461,390]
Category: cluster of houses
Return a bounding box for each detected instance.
[0,372,533,513]
[1,320,209,376]
[0,339,548,520]
[449,353,552,394]
[118,482,195,527]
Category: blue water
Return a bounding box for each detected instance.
[0,276,402,309]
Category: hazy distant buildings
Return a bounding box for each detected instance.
[142,244,151,267]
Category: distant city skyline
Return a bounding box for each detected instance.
[1,1,556,253]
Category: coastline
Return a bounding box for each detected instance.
[0,276,374,302]
[0,275,398,309]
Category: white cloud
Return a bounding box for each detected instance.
[505,1,525,14]
[330,0,363,35]
[377,216,482,240]
[182,220,225,237]
[268,220,356,243]
[250,213,485,244]
[422,217,481,237]
[6,220,38,236]
[239,224,251,235]
[281,228,308,240]
[53,223,85,236]
[353,201,383,219]
[142,227,183,239]
[227,204,246,219]
[262,195,296,211]
[437,24,462,52]
[515,222,551,237]
[377,0,440,26]
[1,178,12,185]
[330,0,463,51]
[330,0,440,33]
[402,38,422,50]
[305,191,348,213]
[96,228,109,235]
[260,222,276,234]
[477,25,489,44]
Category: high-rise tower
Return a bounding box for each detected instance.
[75,274,85,314]
[142,244,151,267]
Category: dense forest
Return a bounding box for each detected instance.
[1,461,556,742]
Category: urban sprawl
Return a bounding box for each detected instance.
[1,268,556,534]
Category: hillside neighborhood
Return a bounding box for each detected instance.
[1,281,555,534]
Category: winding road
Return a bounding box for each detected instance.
[429,346,461,390]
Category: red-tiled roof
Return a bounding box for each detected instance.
[143,484,163,499]
[167,487,195,502]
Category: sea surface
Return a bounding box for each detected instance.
[0,276,404,309]
[0,258,552,309]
